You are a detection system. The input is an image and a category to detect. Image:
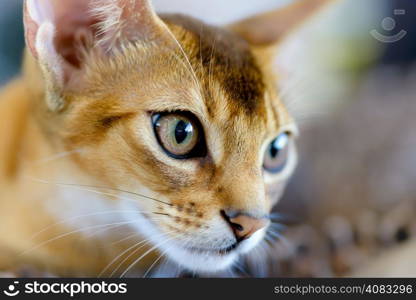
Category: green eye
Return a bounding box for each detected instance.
[152,112,206,159]
[263,132,291,173]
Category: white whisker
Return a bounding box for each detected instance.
[26,176,172,206]
[120,234,178,278]
[28,210,153,241]
[33,149,83,165]
[142,246,171,278]
[109,230,178,277]
[164,27,203,96]
[110,232,139,246]
[21,219,152,256]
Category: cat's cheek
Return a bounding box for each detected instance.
[267,182,288,206]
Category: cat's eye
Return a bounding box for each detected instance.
[152,112,206,159]
[263,132,291,173]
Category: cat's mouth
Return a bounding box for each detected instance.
[184,242,239,255]
[123,202,264,272]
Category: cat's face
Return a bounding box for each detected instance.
[61,20,297,272]
[24,0,330,273]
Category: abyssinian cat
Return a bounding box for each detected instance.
[0,0,333,277]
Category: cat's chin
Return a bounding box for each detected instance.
[160,229,266,273]
[168,244,239,272]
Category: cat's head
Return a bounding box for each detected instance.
[24,0,332,273]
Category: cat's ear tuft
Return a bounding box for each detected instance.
[24,0,68,111]
[229,0,335,47]
[23,0,171,110]
[91,0,171,50]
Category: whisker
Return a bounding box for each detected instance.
[81,222,138,240]
[266,228,293,251]
[233,261,249,277]
[208,33,218,93]
[142,246,171,278]
[269,212,286,221]
[81,214,170,242]
[198,23,204,75]
[99,236,153,277]
[163,26,203,99]
[227,268,239,278]
[269,222,286,231]
[109,230,178,277]
[249,246,267,277]
[267,228,283,240]
[28,210,154,241]
[152,256,177,278]
[27,177,172,206]
[33,149,84,165]
[110,232,139,246]
[120,234,178,278]
[21,219,154,256]
[169,51,201,89]
[122,229,196,278]
[264,234,275,244]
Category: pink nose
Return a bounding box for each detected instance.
[223,211,269,240]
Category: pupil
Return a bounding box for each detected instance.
[270,143,279,158]
[175,120,192,144]
[270,133,288,158]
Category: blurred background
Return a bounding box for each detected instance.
[1,0,415,277]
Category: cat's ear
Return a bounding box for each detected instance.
[229,0,335,47]
[24,0,172,111]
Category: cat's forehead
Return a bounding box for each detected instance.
[162,14,267,117]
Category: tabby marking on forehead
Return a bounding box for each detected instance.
[162,14,266,116]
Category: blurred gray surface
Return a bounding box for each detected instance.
[0,1,24,86]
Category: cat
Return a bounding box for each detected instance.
[0,0,333,277]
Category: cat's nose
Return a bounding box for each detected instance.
[222,210,270,241]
